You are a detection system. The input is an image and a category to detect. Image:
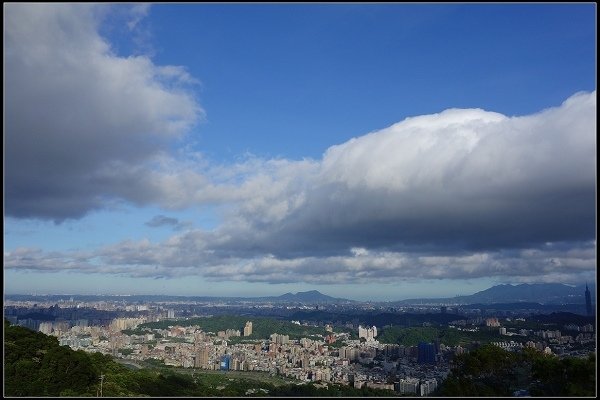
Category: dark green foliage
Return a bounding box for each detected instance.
[436,344,596,397]
[4,320,99,396]
[528,312,595,326]
[36,346,98,395]
[289,310,461,327]
[118,348,134,355]
[138,315,331,340]
[120,328,148,336]
[378,326,439,346]
[529,351,596,396]
[377,326,502,346]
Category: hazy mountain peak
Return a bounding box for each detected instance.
[397,283,594,305]
[275,290,348,302]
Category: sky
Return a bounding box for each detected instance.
[3,3,597,301]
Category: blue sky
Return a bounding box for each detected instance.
[4,3,596,301]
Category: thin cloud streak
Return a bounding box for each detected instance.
[4,241,596,285]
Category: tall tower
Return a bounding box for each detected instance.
[585,283,592,316]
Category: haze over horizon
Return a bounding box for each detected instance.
[4,283,595,305]
[4,3,597,302]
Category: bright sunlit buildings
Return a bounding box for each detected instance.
[358,325,377,341]
[244,321,253,336]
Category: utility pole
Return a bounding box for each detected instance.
[99,374,104,397]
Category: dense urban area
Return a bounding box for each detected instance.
[4,287,596,397]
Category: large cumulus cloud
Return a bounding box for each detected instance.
[209,91,596,259]
[5,3,202,220]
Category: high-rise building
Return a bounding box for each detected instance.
[417,342,436,364]
[420,379,438,396]
[270,333,289,345]
[195,347,209,368]
[397,378,420,395]
[220,355,230,371]
[358,325,377,341]
[244,321,253,336]
[585,283,592,316]
[225,328,241,337]
[339,346,359,361]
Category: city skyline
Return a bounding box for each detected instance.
[4,3,597,301]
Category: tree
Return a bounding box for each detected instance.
[36,346,98,395]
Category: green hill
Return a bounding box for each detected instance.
[435,344,596,397]
[138,314,346,340]
[5,320,99,396]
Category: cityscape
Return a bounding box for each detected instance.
[4,283,596,396]
[4,3,596,398]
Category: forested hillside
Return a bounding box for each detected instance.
[435,343,596,396]
[136,315,351,340]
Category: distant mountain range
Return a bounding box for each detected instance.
[5,290,353,304]
[394,283,595,305]
[270,290,349,303]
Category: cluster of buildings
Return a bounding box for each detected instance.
[30,316,454,396]
[397,377,438,396]
[358,325,378,341]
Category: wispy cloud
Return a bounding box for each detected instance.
[145,215,191,231]
[127,3,150,31]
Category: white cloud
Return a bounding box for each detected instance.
[5,3,202,220]
[320,108,507,191]
[127,3,150,31]
[207,90,596,259]
[351,247,370,257]
[4,240,596,285]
